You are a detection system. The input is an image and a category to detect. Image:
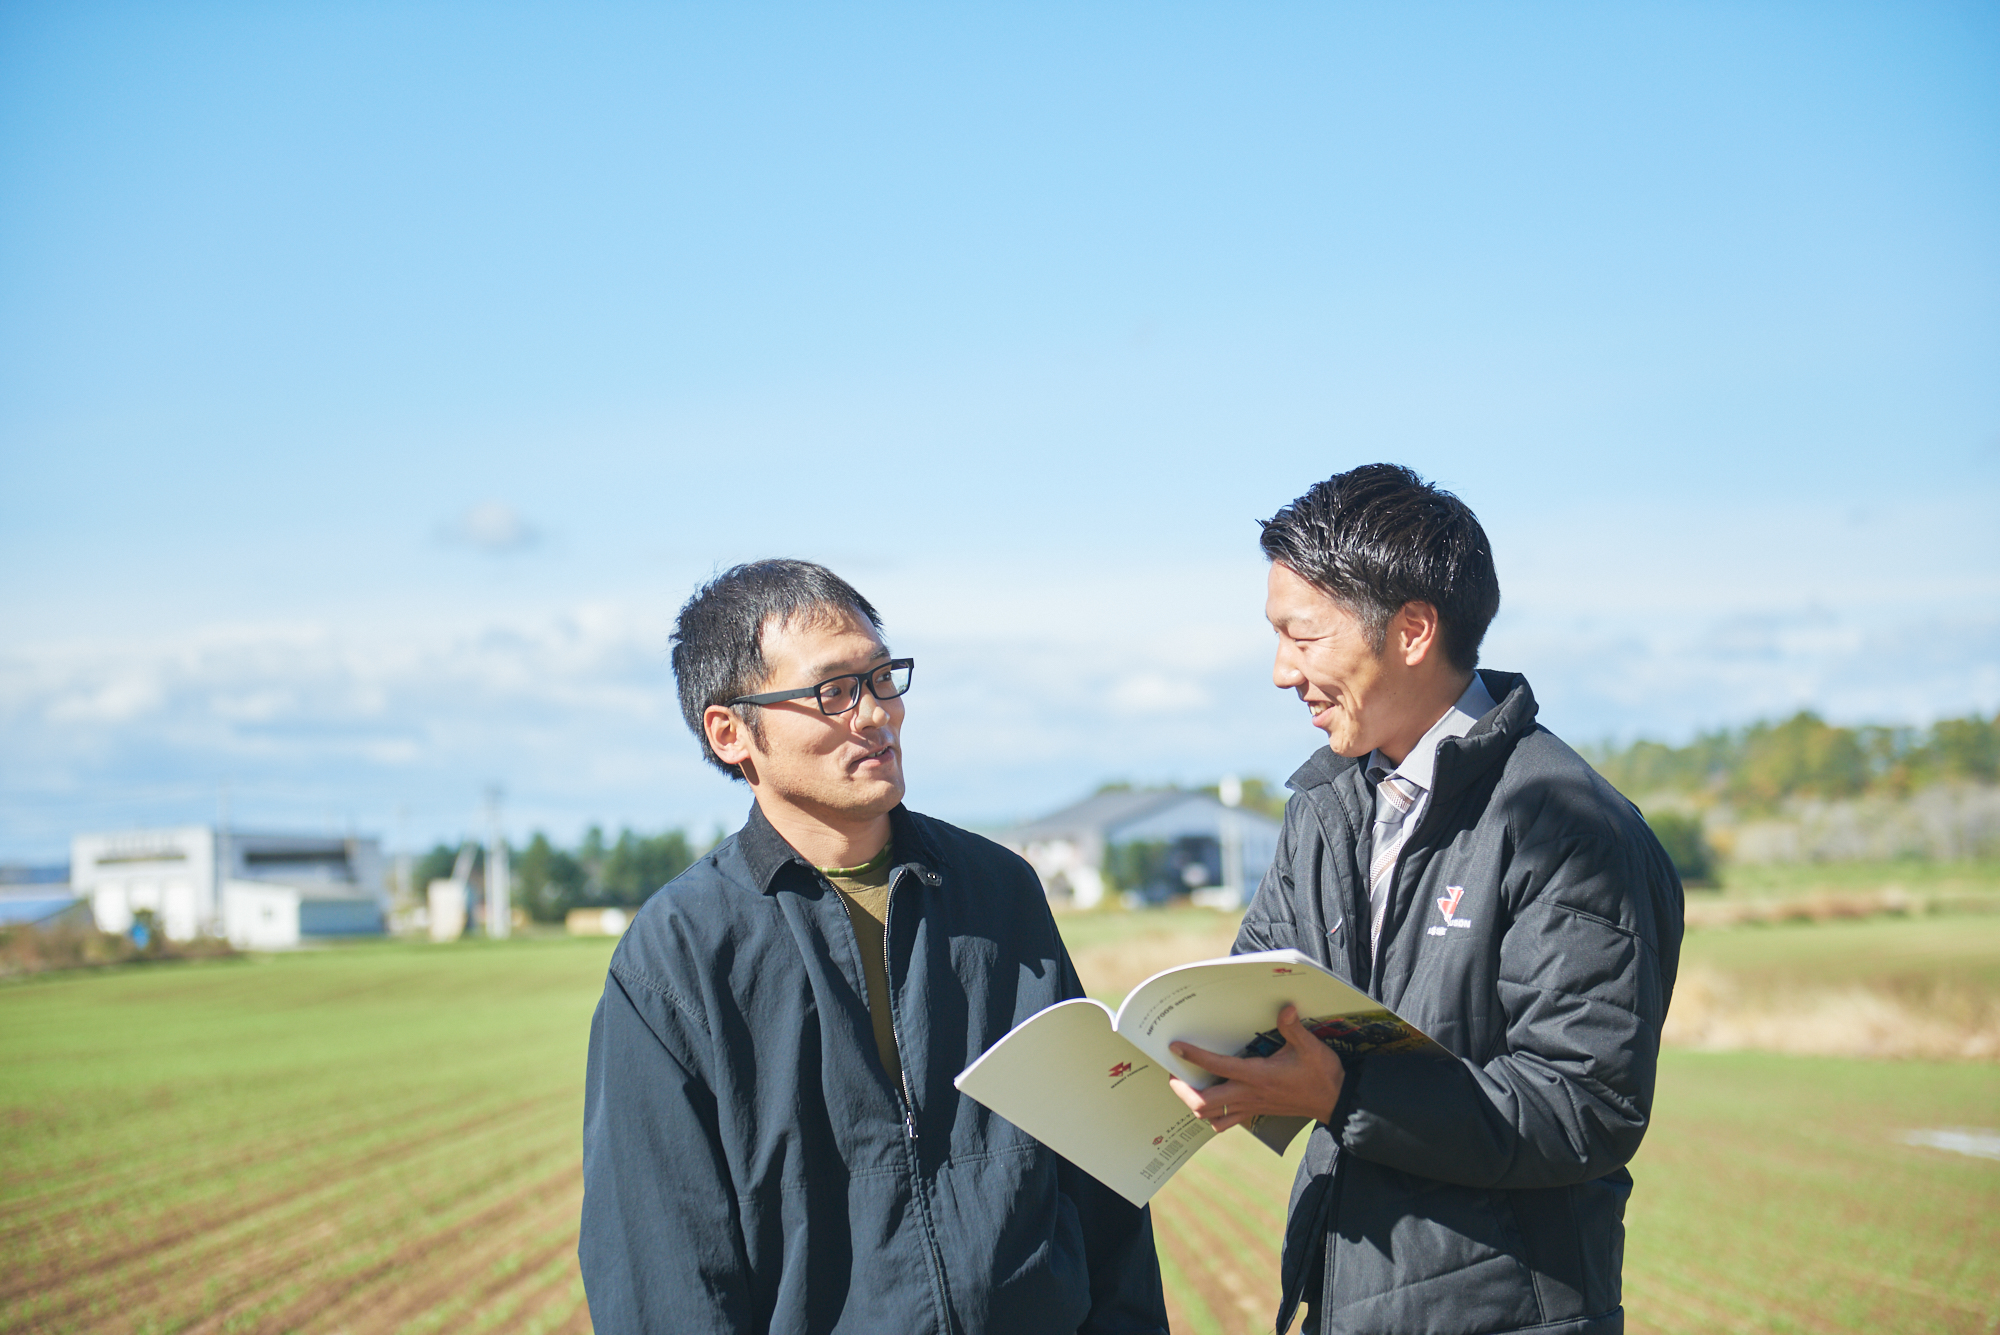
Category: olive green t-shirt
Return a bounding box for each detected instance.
[820,843,903,1089]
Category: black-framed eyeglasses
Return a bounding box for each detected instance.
[729,658,915,717]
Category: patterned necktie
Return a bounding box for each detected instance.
[1366,767,1424,960]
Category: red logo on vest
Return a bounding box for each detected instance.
[1436,886,1466,924]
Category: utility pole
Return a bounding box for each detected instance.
[1218,774,1244,908]
[215,780,232,939]
[485,785,511,940]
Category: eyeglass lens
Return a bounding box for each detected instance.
[816,662,913,714]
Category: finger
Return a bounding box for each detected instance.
[1177,1075,1239,1116]
[1166,1076,1209,1115]
[1276,1005,1345,1078]
[1277,1005,1316,1047]
[1169,1040,1256,1079]
[1204,1105,1257,1134]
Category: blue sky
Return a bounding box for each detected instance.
[2,1,1996,860]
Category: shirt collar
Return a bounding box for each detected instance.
[1367,670,1499,794]
[738,799,942,895]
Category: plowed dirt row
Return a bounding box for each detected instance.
[262,1162,582,1334]
[464,1253,591,1335]
[1153,1205,1256,1335]
[0,1075,483,1229]
[371,1212,585,1335]
[7,1093,565,1321]
[147,1142,576,1334]
[1152,1247,1217,1335]
[1148,1129,1299,1335]
[2,1094,555,1315]
[1626,1263,1777,1335]
[1155,1185,1274,1319]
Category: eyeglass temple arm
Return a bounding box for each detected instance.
[729,685,819,706]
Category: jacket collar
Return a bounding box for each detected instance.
[1429,669,1536,807]
[737,799,945,896]
[1285,669,1539,800]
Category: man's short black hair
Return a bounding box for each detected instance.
[1259,463,1500,673]
[671,559,884,780]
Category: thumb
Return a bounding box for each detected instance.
[1278,1004,1315,1046]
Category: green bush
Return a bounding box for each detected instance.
[1102,840,1172,899]
[1646,811,1715,886]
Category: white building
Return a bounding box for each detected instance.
[999,789,1283,910]
[71,826,388,949]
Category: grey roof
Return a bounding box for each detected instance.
[1001,789,1192,842]
[0,892,82,926]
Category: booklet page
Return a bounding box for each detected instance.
[1113,949,1388,1084]
[953,998,1216,1207]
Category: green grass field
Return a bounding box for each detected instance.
[2,921,1995,1334]
[1709,859,2000,900]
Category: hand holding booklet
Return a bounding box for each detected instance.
[953,949,1445,1206]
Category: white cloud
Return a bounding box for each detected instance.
[1107,673,1210,716]
[44,673,164,724]
[440,501,540,553]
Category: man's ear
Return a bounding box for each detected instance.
[1392,601,1443,668]
[704,704,759,776]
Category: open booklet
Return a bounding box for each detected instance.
[953,949,1445,1207]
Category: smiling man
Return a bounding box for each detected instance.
[579,560,1167,1335]
[1167,466,1685,1335]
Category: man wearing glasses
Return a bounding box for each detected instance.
[579,559,1167,1335]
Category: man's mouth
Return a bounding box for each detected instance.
[853,744,896,771]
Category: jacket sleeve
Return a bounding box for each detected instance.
[1055,950,1172,1335]
[580,963,756,1332]
[1335,825,1674,1190]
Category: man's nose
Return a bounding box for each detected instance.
[1272,640,1303,689]
[855,688,893,728]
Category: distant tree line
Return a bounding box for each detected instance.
[1585,710,2000,812]
[410,826,697,923]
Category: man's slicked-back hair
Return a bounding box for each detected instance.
[1259,464,1501,673]
[671,559,884,780]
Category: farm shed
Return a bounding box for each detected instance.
[72,826,389,949]
[998,789,1282,910]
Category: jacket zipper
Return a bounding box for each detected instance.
[1309,790,1371,988]
[880,866,957,1334]
[828,878,921,1139]
[879,876,922,1140]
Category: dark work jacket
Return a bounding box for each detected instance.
[1236,672,1684,1335]
[580,802,1169,1335]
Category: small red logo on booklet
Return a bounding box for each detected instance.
[1153,1135,1165,1145]
[1271,966,1296,975]
[1108,1061,1133,1078]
